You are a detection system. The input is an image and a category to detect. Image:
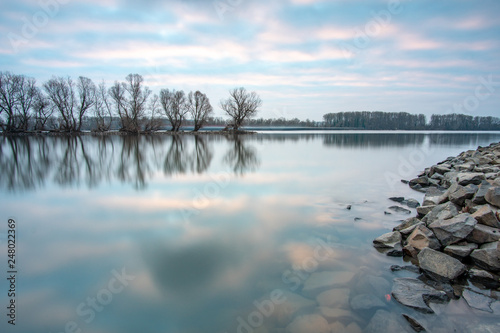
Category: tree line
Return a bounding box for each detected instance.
[0,71,262,133]
[323,111,500,130]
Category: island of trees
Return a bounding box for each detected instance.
[1,70,499,133]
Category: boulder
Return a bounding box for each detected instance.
[421,202,460,225]
[302,271,354,296]
[416,205,435,217]
[316,307,360,323]
[409,176,430,187]
[394,217,421,232]
[470,248,500,272]
[271,291,316,326]
[472,182,492,204]
[405,198,421,208]
[406,225,441,252]
[389,196,405,203]
[428,213,477,246]
[373,231,402,249]
[388,206,412,214]
[316,288,350,308]
[455,162,474,172]
[462,288,494,313]
[471,205,500,228]
[364,309,410,333]
[442,171,460,188]
[432,164,451,175]
[349,294,386,310]
[468,268,500,289]
[422,187,447,206]
[443,243,478,260]
[285,314,329,333]
[466,224,500,244]
[391,278,449,313]
[402,314,426,333]
[417,247,467,281]
[485,186,500,208]
[448,183,478,206]
[456,172,485,186]
[400,222,425,237]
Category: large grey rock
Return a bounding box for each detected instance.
[467,224,500,244]
[417,247,467,281]
[475,165,500,173]
[485,186,500,208]
[432,164,451,175]
[470,248,500,272]
[472,182,492,204]
[406,225,441,252]
[471,205,500,228]
[270,291,316,326]
[442,171,460,188]
[416,205,435,217]
[428,213,477,246]
[363,309,410,333]
[455,162,475,172]
[317,307,359,322]
[394,217,421,232]
[302,271,354,296]
[352,273,391,300]
[373,231,401,249]
[448,183,478,206]
[316,288,350,308]
[462,288,494,313]
[391,278,449,314]
[409,176,430,187]
[388,206,412,214]
[349,294,386,310]
[422,201,460,225]
[423,187,447,206]
[443,243,478,260]
[405,198,421,208]
[400,222,425,236]
[285,314,329,333]
[456,172,485,186]
[468,268,500,289]
[402,314,426,333]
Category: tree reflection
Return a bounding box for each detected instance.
[191,135,212,174]
[223,135,260,175]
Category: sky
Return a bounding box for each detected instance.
[0,0,500,121]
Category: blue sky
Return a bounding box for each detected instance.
[1,0,499,121]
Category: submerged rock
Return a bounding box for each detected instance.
[462,288,494,313]
[302,271,354,296]
[391,278,448,314]
[417,248,467,281]
[389,206,412,214]
[349,294,386,311]
[402,314,426,332]
[364,309,410,333]
[316,288,350,308]
[285,314,329,333]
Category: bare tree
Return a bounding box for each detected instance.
[220,87,262,131]
[143,94,163,132]
[93,81,113,132]
[187,91,213,131]
[109,74,151,133]
[75,76,96,131]
[0,71,20,132]
[16,75,37,131]
[33,88,53,131]
[43,76,76,132]
[160,89,188,132]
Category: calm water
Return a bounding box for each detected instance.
[1,131,500,333]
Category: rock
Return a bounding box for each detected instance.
[428,213,477,246]
[352,273,391,299]
[406,198,421,208]
[364,309,410,333]
[316,288,350,308]
[468,268,500,289]
[373,231,402,249]
[416,205,435,217]
[302,271,354,296]
[346,322,362,333]
[417,247,467,281]
[443,243,478,260]
[386,243,403,257]
[456,162,475,171]
[329,321,346,332]
[400,222,425,237]
[409,176,430,187]
[467,224,500,244]
[470,248,500,272]
[394,217,421,232]
[476,165,500,173]
[390,265,421,274]
[388,206,412,214]
[422,187,447,206]
[402,314,426,332]
[317,307,358,322]
[346,205,352,210]
[391,278,449,313]
[448,183,478,206]
[285,314,329,333]
[472,182,492,204]
[432,164,451,175]
[349,294,386,310]
[471,205,500,228]
[405,225,441,252]
[272,291,316,326]
[442,171,460,188]
[389,197,405,203]
[462,288,494,313]
[457,172,485,186]
[421,202,460,225]
[485,186,500,208]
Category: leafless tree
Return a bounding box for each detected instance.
[143,94,163,132]
[75,76,96,131]
[15,75,38,131]
[220,87,262,131]
[43,76,76,132]
[93,81,113,132]
[0,72,37,132]
[187,91,213,131]
[160,89,188,131]
[33,88,54,131]
[109,74,151,133]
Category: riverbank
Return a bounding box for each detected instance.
[373,141,500,325]
[0,129,257,137]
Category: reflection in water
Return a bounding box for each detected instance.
[224,135,260,175]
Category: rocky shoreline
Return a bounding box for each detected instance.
[373,142,500,326]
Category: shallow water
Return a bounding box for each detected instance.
[1,131,500,333]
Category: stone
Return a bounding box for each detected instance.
[471,205,500,228]
[476,165,500,173]
[285,314,329,333]
[421,202,460,225]
[417,247,467,281]
[462,288,494,313]
[467,224,500,244]
[388,206,412,214]
[316,288,350,308]
[456,162,474,172]
[402,314,426,332]
[417,205,435,217]
[391,278,449,313]
[428,213,477,246]
[485,186,500,208]
[349,294,386,310]
[302,271,354,296]
[472,182,492,204]
[410,176,430,187]
[390,265,421,274]
[386,243,403,257]
[457,172,485,186]
[329,321,346,332]
[406,225,441,252]
[272,291,316,326]
[389,196,405,203]
[400,222,425,237]
[316,307,358,322]
[442,171,460,188]
[432,164,451,175]
[443,243,478,260]
[422,187,447,206]
[448,183,478,206]
[352,273,391,299]
[373,231,402,249]
[470,248,500,272]
[364,309,410,333]
[394,217,421,232]
[406,198,421,208]
[346,322,362,333]
[468,268,500,289]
